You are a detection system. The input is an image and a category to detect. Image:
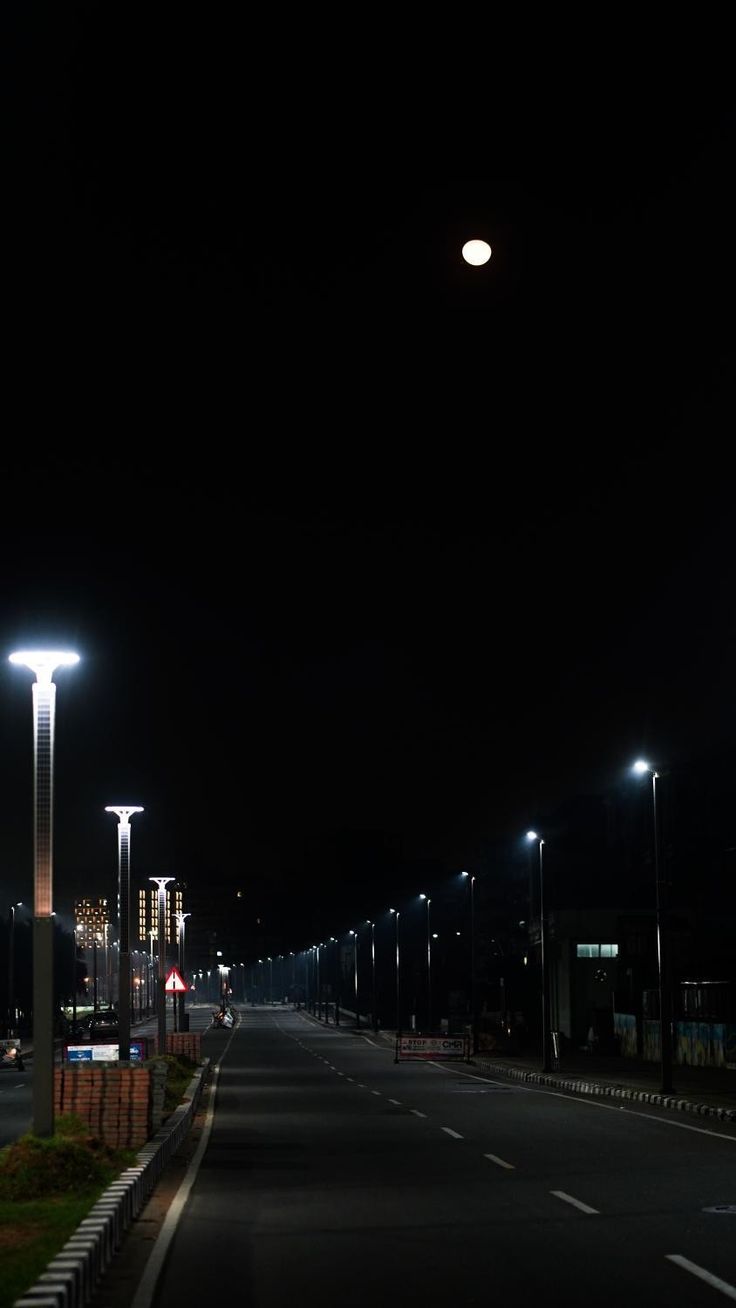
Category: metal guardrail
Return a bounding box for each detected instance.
[13,1057,211,1308]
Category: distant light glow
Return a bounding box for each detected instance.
[419,893,427,900]
[461,239,492,266]
[526,831,538,841]
[633,760,650,774]
[460,870,469,878]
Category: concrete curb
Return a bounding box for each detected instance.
[471,1056,736,1122]
[14,1057,211,1308]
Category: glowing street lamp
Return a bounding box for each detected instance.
[526,832,551,1072]
[389,909,401,1033]
[419,895,432,1031]
[632,760,673,1093]
[9,648,79,1136]
[175,911,191,1030]
[105,806,143,1061]
[349,930,360,1027]
[150,878,173,1053]
[461,238,492,266]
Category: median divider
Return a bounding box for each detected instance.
[13,1057,210,1308]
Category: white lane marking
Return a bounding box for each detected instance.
[550,1189,599,1215]
[411,1109,428,1118]
[336,1072,345,1076]
[484,1153,515,1170]
[346,1077,355,1082]
[357,1083,366,1088]
[442,1127,463,1139]
[388,1098,402,1105]
[15,1084,25,1089]
[131,1021,238,1308]
[426,1061,736,1145]
[371,1090,382,1096]
[667,1255,736,1301]
[361,1037,381,1047]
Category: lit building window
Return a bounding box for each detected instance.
[577,943,618,959]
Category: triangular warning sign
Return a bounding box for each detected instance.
[165,966,188,993]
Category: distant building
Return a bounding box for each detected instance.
[74,897,111,947]
[136,883,184,949]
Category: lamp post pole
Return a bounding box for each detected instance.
[175,911,191,1030]
[390,909,400,1033]
[10,650,79,1137]
[526,833,550,1072]
[462,872,477,1053]
[367,921,377,1032]
[633,761,673,1094]
[7,902,22,1037]
[105,807,143,1062]
[420,895,432,1032]
[150,878,173,1054]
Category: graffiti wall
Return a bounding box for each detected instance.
[642,1020,736,1067]
[613,1012,637,1057]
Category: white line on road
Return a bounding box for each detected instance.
[388,1098,402,1105]
[411,1109,428,1118]
[131,1021,238,1308]
[442,1127,463,1139]
[361,1037,381,1047]
[550,1190,599,1215]
[346,1077,355,1082]
[667,1255,736,1301]
[371,1090,382,1096]
[484,1153,515,1169]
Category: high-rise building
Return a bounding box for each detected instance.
[74,897,111,947]
[136,883,184,948]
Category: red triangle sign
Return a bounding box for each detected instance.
[165,966,188,993]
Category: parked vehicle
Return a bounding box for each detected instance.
[88,1009,119,1041]
[212,1007,234,1029]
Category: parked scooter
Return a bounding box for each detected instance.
[211,1006,234,1029]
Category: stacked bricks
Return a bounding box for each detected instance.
[54,1065,151,1149]
[165,1032,202,1062]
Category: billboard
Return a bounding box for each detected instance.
[395,1034,470,1062]
[64,1038,147,1063]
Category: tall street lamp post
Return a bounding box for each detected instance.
[526,832,551,1072]
[366,921,377,1032]
[105,806,143,1062]
[175,911,191,1030]
[461,872,477,1051]
[7,902,23,1037]
[389,909,401,1033]
[150,878,173,1054]
[10,650,79,1137]
[633,761,674,1094]
[349,930,360,1026]
[419,895,432,1032]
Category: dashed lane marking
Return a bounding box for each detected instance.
[411,1109,428,1118]
[483,1153,515,1170]
[550,1190,599,1215]
[667,1255,736,1301]
[442,1127,463,1139]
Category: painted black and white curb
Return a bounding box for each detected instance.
[472,1057,736,1123]
[13,1058,210,1308]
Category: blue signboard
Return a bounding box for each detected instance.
[65,1039,146,1062]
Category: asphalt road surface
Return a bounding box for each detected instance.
[131,1006,736,1307]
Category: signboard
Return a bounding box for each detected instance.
[165,967,188,993]
[395,1034,470,1063]
[65,1038,147,1063]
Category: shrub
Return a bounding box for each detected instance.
[0,1115,134,1202]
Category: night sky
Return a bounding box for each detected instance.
[2,13,735,956]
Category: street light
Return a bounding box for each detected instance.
[389,909,400,1033]
[461,238,492,266]
[349,930,360,1027]
[7,902,23,1037]
[105,806,143,1061]
[150,878,174,1054]
[10,648,79,1136]
[174,911,191,1031]
[632,760,673,1094]
[526,832,551,1072]
[461,872,477,1052]
[365,921,377,1032]
[419,895,432,1032]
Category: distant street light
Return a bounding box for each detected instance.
[174,911,191,1030]
[150,878,174,1053]
[105,806,143,1061]
[9,648,79,1136]
[632,761,673,1094]
[526,832,551,1072]
[7,902,23,1037]
[419,895,432,1031]
[366,921,377,1032]
[461,872,477,1052]
[461,238,492,266]
[389,909,401,1033]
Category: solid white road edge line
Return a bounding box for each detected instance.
[442,1127,463,1139]
[484,1153,515,1169]
[550,1190,599,1215]
[667,1255,736,1301]
[130,1020,238,1308]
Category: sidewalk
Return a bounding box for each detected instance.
[469,1048,736,1122]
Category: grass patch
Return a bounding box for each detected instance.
[0,1116,137,1307]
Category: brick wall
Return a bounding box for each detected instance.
[165,1032,202,1062]
[54,1065,151,1149]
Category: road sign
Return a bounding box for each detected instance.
[165,966,188,993]
[395,1034,469,1063]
